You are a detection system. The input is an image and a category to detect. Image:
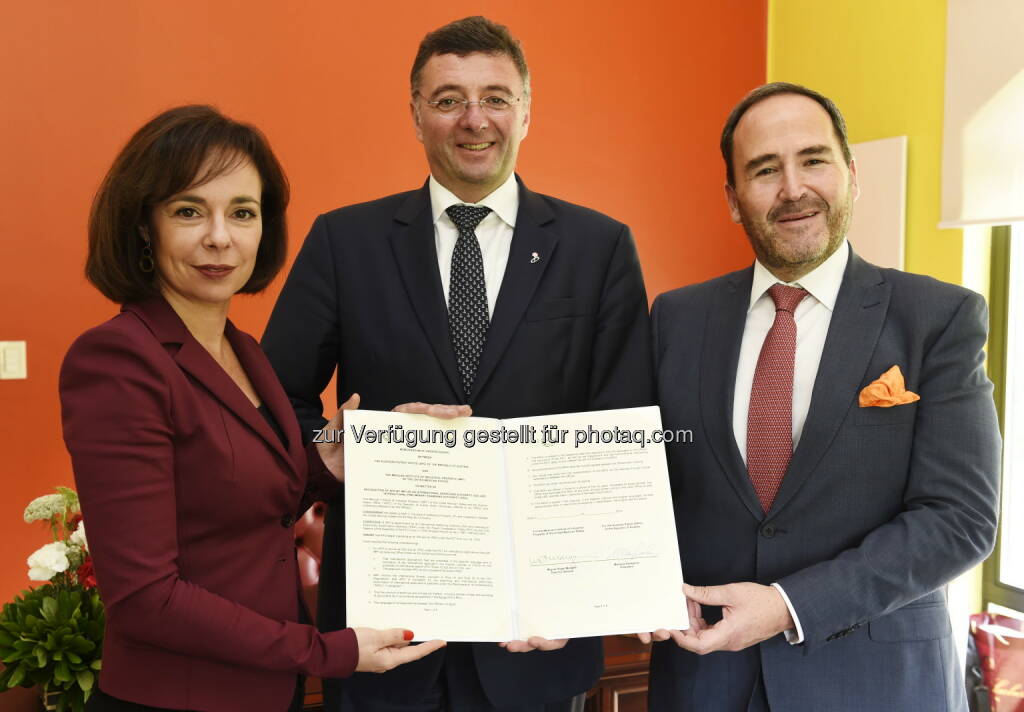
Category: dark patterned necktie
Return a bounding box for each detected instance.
[446,204,492,399]
[746,283,808,512]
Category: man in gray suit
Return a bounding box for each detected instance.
[646,82,1001,711]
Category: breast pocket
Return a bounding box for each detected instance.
[526,297,587,322]
[851,402,918,427]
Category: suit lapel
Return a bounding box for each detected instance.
[226,323,305,477]
[124,299,300,477]
[769,251,890,514]
[388,183,464,401]
[471,180,558,403]
[701,268,767,521]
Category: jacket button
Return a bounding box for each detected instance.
[760,524,776,538]
[281,514,296,528]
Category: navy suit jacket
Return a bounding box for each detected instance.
[60,298,356,712]
[648,250,1001,711]
[262,178,654,707]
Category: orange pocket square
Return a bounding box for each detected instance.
[859,365,920,408]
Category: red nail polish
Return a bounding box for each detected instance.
[403,630,414,641]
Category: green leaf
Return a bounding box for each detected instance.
[56,486,79,511]
[56,594,70,621]
[75,668,94,692]
[66,651,82,665]
[6,664,26,688]
[35,645,47,668]
[40,597,58,623]
[54,660,71,682]
[90,659,101,670]
[0,631,15,646]
[66,599,83,623]
[71,637,95,654]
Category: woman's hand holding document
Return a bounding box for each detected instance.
[343,405,689,642]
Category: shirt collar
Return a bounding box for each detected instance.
[749,239,850,312]
[428,173,519,228]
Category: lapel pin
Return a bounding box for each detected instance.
[531,252,540,264]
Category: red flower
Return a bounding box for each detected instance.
[76,557,97,589]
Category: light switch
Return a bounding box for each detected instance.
[0,341,27,380]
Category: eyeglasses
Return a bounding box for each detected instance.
[416,93,523,116]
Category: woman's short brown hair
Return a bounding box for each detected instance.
[87,105,289,303]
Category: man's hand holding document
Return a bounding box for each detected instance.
[343,406,689,642]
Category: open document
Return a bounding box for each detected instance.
[343,406,688,641]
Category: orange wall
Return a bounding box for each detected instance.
[0,1,765,602]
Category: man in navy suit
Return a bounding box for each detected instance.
[263,16,653,712]
[647,83,1001,711]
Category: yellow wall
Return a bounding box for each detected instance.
[768,0,962,283]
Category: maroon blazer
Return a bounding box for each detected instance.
[60,298,357,711]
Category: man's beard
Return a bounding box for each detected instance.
[740,190,853,276]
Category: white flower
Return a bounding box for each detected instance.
[23,494,66,523]
[69,521,88,552]
[27,541,71,581]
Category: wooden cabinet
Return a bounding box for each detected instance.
[584,636,651,712]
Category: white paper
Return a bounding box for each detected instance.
[504,408,688,639]
[344,406,687,641]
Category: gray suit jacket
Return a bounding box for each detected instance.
[648,249,1000,711]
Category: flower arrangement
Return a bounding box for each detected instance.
[0,487,104,712]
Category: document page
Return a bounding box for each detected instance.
[504,407,688,638]
[344,409,515,641]
[344,407,687,641]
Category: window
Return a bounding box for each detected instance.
[985,223,1024,615]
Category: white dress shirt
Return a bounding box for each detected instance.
[429,173,518,318]
[731,240,850,644]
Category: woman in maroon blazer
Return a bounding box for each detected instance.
[60,105,444,712]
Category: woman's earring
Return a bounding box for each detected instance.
[138,228,155,273]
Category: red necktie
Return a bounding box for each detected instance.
[746,284,808,512]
